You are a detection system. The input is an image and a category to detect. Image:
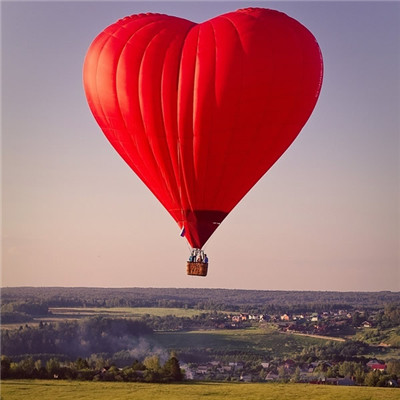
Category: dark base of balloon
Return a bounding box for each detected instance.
[187,262,208,276]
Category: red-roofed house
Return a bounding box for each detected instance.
[369,363,386,371]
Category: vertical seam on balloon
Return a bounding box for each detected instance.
[176,24,197,230]
[192,27,201,190]
[175,34,185,225]
[190,26,202,242]
[180,28,199,220]
[159,35,185,215]
[210,15,244,210]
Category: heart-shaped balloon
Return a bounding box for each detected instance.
[83,8,323,249]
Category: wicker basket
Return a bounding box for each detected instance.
[187,262,208,277]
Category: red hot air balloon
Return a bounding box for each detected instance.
[83,8,323,276]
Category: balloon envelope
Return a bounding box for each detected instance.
[83,8,323,249]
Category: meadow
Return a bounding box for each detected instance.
[2,380,399,400]
[152,326,328,358]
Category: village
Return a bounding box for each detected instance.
[220,308,376,336]
[186,358,393,386]
[181,308,398,386]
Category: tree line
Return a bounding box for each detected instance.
[1,354,183,383]
[3,287,399,312]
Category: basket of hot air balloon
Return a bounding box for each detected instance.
[186,249,208,276]
[187,262,208,277]
[83,8,323,277]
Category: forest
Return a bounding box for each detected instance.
[2,287,399,312]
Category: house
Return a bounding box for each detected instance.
[366,359,379,367]
[240,313,249,321]
[261,362,270,369]
[280,313,290,321]
[369,363,386,371]
[361,321,373,328]
[196,366,209,375]
[322,312,330,318]
[311,313,320,322]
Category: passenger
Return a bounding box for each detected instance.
[204,254,208,263]
[196,249,203,262]
[189,249,195,262]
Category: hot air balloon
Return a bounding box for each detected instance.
[83,8,323,276]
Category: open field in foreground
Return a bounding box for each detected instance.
[2,380,399,400]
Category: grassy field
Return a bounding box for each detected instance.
[152,326,329,358]
[48,306,216,318]
[2,380,399,400]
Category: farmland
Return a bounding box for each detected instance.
[49,306,213,318]
[152,326,328,358]
[2,380,399,400]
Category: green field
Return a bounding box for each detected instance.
[152,327,328,358]
[2,380,399,400]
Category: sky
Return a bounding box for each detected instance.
[2,1,399,291]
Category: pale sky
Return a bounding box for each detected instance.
[2,1,399,291]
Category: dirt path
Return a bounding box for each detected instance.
[283,331,346,342]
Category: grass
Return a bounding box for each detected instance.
[152,326,329,358]
[2,380,399,400]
